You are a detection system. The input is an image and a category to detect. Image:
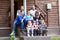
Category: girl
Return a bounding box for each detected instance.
[26,20,34,37]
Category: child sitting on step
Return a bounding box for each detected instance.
[39,20,47,36]
[26,20,34,37]
[32,20,39,36]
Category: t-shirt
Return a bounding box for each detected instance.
[39,24,47,30]
[24,15,33,21]
[30,9,37,17]
[27,25,32,28]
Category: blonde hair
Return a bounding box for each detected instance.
[41,20,45,24]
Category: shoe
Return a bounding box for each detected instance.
[27,34,30,37]
[10,31,15,35]
[32,34,34,37]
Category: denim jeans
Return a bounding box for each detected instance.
[12,18,24,31]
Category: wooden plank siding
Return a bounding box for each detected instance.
[0,0,11,37]
[27,0,35,10]
[0,0,10,27]
[27,0,59,27]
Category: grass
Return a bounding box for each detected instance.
[51,36,60,40]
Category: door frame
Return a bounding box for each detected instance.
[11,0,14,27]
[59,0,60,26]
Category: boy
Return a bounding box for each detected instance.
[39,20,47,36]
[24,10,33,26]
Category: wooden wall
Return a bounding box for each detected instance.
[27,0,35,10]
[0,0,10,27]
[0,0,11,37]
[27,0,59,27]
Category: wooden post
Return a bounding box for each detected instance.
[11,0,14,27]
[24,0,27,15]
[58,0,60,35]
[59,0,60,26]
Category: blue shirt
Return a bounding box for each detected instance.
[15,16,23,22]
[24,15,33,21]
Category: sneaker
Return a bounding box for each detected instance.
[27,34,30,37]
[32,34,34,37]
[10,31,15,35]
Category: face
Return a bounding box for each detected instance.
[33,21,36,25]
[21,6,24,11]
[21,11,24,16]
[27,11,30,15]
[41,20,45,24]
[28,21,32,25]
[35,13,40,18]
[32,5,35,10]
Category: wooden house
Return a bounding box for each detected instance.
[0,0,60,37]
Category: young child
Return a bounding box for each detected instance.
[26,20,34,37]
[24,10,33,27]
[32,21,39,36]
[39,20,47,36]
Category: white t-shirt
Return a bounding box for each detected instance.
[30,9,37,17]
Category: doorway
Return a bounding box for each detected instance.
[14,0,23,36]
[14,0,23,19]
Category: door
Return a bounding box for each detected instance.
[14,0,23,19]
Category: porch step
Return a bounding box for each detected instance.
[0,36,50,40]
[0,27,11,37]
[0,37,19,40]
[20,36,51,40]
[47,27,60,35]
[0,37,9,40]
[17,27,60,36]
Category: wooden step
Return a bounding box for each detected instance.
[47,27,60,35]
[17,27,60,37]
[0,37,9,40]
[0,27,11,37]
[20,36,50,40]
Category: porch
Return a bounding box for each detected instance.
[0,0,60,37]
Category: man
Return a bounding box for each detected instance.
[17,6,24,16]
[11,6,25,35]
[30,5,37,17]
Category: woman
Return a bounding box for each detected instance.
[34,11,41,25]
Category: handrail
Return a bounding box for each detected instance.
[35,4,47,16]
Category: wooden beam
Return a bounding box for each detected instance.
[59,0,60,26]
[24,0,27,15]
[11,0,14,27]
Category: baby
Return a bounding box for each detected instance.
[26,20,34,37]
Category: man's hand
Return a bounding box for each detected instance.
[21,19,23,23]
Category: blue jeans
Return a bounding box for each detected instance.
[12,18,24,31]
